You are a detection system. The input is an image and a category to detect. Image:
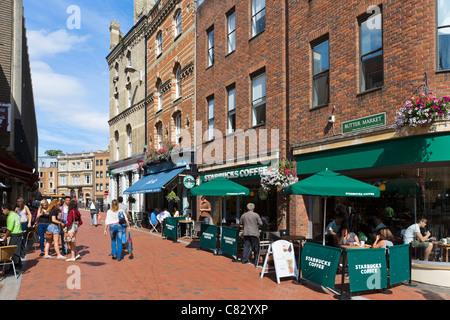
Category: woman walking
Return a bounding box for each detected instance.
[44,200,66,259]
[104,200,127,261]
[35,199,51,256]
[64,200,83,261]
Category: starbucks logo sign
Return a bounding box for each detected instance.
[183,175,195,189]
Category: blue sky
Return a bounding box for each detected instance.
[23,0,134,156]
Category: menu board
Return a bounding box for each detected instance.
[271,240,298,284]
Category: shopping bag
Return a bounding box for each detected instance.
[127,231,133,255]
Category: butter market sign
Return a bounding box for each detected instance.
[342,113,386,134]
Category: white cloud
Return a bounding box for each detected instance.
[27,29,90,59]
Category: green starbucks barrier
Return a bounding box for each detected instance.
[220,226,239,259]
[300,242,342,288]
[388,244,411,285]
[200,224,218,252]
[346,248,388,292]
[164,217,178,241]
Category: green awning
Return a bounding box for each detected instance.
[190,177,250,196]
[284,169,380,197]
[296,132,450,175]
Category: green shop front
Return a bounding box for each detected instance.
[294,130,450,263]
[198,163,278,230]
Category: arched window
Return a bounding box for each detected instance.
[174,10,182,38]
[156,31,163,55]
[157,81,163,111]
[127,125,132,157]
[115,131,120,161]
[175,66,181,99]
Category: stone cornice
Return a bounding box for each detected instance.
[108,99,146,126]
[180,61,194,80]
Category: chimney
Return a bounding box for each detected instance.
[109,21,121,51]
[134,0,156,24]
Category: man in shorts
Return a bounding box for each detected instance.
[403,218,435,261]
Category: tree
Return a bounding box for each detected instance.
[45,150,64,157]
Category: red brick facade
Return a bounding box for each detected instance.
[145,0,195,152]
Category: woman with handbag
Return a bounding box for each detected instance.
[36,199,51,256]
[104,200,128,261]
[44,200,66,260]
[64,200,83,262]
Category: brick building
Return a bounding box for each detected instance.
[37,156,58,196]
[195,0,288,228]
[138,0,196,213]
[288,0,450,248]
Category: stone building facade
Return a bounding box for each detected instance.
[106,0,156,212]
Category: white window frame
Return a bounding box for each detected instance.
[157,32,163,55]
[207,28,214,67]
[127,125,132,157]
[175,10,182,37]
[157,83,163,111]
[227,86,236,134]
[175,114,182,145]
[157,124,163,149]
[207,96,215,140]
[251,72,266,126]
[251,0,265,37]
[175,67,181,99]
[227,10,236,54]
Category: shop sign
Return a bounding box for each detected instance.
[0,103,10,134]
[342,113,386,134]
[346,248,387,292]
[109,163,139,175]
[164,217,178,241]
[183,175,195,189]
[201,165,269,183]
[200,224,218,252]
[388,244,410,285]
[220,226,239,258]
[300,242,342,288]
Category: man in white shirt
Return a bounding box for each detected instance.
[157,208,171,224]
[403,218,434,261]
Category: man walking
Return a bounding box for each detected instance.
[240,203,263,265]
[1,203,24,273]
[90,200,99,227]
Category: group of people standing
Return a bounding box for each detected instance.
[35,196,83,262]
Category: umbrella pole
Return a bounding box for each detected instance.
[322,196,328,246]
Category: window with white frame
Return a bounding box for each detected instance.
[115,93,119,115]
[227,9,236,54]
[60,163,66,171]
[157,31,163,55]
[207,27,214,67]
[438,0,450,70]
[312,38,330,107]
[207,96,215,140]
[85,174,91,185]
[175,10,182,37]
[60,175,66,185]
[85,162,91,170]
[251,0,265,37]
[115,131,120,161]
[227,85,236,134]
[251,72,266,126]
[127,85,132,108]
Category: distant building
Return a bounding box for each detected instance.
[93,148,110,205]
[0,0,39,204]
[37,156,58,197]
[57,152,94,206]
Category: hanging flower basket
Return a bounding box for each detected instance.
[260,159,298,193]
[166,191,180,203]
[145,142,178,164]
[394,92,450,134]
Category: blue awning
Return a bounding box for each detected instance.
[123,167,185,194]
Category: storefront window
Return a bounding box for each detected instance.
[307,166,450,262]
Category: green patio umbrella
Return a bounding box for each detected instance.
[190,177,250,196]
[284,169,380,245]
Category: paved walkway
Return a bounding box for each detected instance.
[1,210,449,300]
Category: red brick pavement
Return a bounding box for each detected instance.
[15,210,450,301]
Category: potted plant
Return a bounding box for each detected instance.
[166,191,180,203]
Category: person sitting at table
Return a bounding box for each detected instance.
[173,206,180,217]
[403,218,435,261]
[1,203,24,273]
[337,224,360,246]
[325,213,345,246]
[372,227,395,249]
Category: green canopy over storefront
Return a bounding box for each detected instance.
[284,169,380,245]
[190,177,250,196]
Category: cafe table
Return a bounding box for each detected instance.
[434,242,450,262]
[340,244,372,249]
[178,219,194,239]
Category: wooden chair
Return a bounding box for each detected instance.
[0,245,19,279]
